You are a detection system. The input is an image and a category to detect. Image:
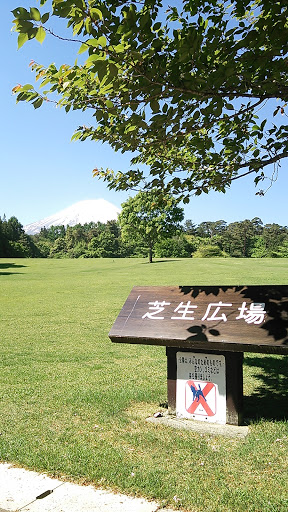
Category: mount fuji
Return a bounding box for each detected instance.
[24,199,121,235]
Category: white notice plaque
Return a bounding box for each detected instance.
[176,352,226,424]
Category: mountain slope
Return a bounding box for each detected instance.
[24,199,121,235]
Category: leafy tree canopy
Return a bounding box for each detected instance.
[12,0,288,201]
[119,191,184,262]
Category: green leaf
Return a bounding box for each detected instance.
[86,54,103,64]
[33,97,43,109]
[87,38,100,47]
[16,91,29,102]
[15,20,34,33]
[90,8,103,21]
[98,36,107,47]
[273,107,280,117]
[73,21,84,35]
[17,32,28,49]
[109,63,118,77]
[30,7,41,21]
[153,22,161,31]
[113,43,125,53]
[71,131,82,141]
[150,99,160,113]
[41,12,49,23]
[11,7,30,20]
[85,18,93,34]
[95,111,103,122]
[130,102,138,112]
[35,26,46,44]
[78,43,89,54]
[95,61,109,82]
[21,84,34,91]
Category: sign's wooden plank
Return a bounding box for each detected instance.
[109,285,288,354]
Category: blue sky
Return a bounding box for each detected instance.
[1,1,287,227]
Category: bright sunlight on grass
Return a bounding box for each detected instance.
[0,258,287,512]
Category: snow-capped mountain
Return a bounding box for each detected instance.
[24,199,121,235]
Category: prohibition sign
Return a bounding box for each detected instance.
[185,380,217,416]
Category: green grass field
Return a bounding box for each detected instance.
[0,258,287,512]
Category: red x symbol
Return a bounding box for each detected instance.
[185,380,216,416]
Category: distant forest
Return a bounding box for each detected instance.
[1,215,288,259]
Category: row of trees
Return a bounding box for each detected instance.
[23,192,185,261]
[1,215,288,260]
[183,218,288,258]
[0,215,39,258]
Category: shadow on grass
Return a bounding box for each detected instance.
[142,259,181,264]
[0,262,27,275]
[244,355,288,422]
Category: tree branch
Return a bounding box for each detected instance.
[231,151,288,181]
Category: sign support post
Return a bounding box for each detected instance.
[225,351,244,425]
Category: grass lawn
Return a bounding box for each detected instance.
[0,257,287,512]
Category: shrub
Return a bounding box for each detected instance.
[155,237,191,258]
[192,245,228,258]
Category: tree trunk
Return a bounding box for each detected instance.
[148,247,153,263]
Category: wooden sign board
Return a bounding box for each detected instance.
[109,285,288,354]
